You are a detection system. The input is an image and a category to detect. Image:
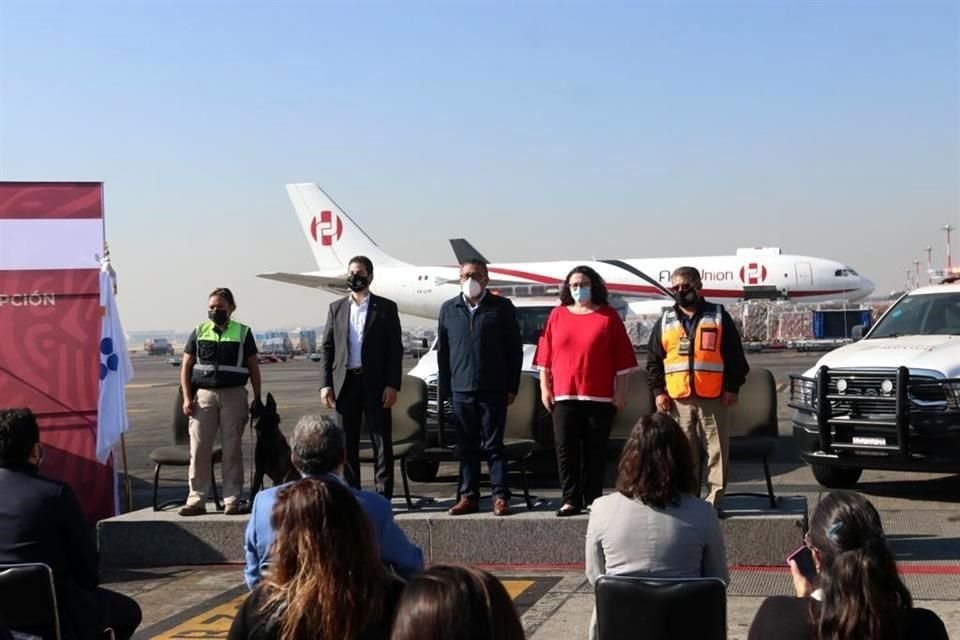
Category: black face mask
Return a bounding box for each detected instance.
[208,309,229,325]
[677,289,699,308]
[346,274,369,292]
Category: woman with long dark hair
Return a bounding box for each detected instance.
[748,491,947,640]
[535,265,638,516]
[585,413,727,640]
[390,565,524,640]
[228,477,403,640]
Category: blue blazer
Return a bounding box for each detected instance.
[244,474,424,589]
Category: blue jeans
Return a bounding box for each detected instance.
[452,391,510,500]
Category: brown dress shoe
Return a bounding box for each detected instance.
[493,497,511,517]
[178,502,206,517]
[448,496,479,516]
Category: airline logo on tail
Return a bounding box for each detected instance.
[310,211,343,246]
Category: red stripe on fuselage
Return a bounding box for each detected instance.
[486,267,854,298]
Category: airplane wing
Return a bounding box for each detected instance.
[256,272,348,292]
[449,238,490,264]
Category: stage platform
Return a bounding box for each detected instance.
[98,495,807,567]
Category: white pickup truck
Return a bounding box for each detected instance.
[789,281,960,488]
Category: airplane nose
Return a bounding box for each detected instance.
[860,276,875,297]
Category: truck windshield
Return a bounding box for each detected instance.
[515,306,554,344]
[869,292,960,338]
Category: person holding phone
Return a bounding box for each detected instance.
[646,266,749,510]
[747,491,948,640]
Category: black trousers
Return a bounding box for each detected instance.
[337,373,394,499]
[95,588,142,640]
[552,400,614,508]
[66,587,142,640]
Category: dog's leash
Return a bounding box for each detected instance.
[246,410,256,505]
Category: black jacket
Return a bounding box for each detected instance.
[748,596,948,640]
[0,464,102,639]
[437,292,523,397]
[321,293,403,397]
[646,299,750,397]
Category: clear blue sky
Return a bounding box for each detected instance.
[1,0,957,332]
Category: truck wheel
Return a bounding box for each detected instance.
[405,460,439,483]
[811,465,862,489]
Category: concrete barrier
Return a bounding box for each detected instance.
[98,495,806,567]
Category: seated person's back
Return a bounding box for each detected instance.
[586,414,728,640]
[244,415,423,589]
[231,478,403,640]
[0,408,142,640]
[586,414,728,583]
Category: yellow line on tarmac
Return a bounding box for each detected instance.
[148,580,535,639]
[151,594,244,640]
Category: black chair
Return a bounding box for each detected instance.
[359,375,429,510]
[607,369,655,458]
[501,373,541,509]
[411,373,541,509]
[148,387,223,511]
[726,367,779,508]
[595,575,726,640]
[0,563,61,640]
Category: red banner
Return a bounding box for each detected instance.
[0,182,114,523]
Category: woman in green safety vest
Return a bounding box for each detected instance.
[178,287,262,516]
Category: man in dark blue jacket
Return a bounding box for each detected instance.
[437,259,523,516]
[244,414,423,588]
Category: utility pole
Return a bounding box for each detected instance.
[905,267,912,291]
[925,246,933,284]
[945,224,955,270]
[914,260,920,289]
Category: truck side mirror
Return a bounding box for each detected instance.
[851,324,867,340]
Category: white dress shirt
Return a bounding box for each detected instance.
[347,295,369,369]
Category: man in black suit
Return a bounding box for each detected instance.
[320,255,403,499]
[0,408,142,640]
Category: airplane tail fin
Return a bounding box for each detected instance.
[285,183,410,271]
[449,239,490,265]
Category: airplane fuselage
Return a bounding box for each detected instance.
[303,253,874,320]
[262,184,876,321]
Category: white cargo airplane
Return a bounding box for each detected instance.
[258,183,875,319]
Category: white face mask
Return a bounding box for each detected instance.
[462,278,483,299]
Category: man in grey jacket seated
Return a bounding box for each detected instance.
[244,414,424,588]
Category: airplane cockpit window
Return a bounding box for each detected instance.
[835,268,859,277]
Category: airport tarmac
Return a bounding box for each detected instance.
[112,351,960,639]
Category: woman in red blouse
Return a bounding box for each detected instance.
[535,266,638,517]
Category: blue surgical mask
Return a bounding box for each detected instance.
[570,285,591,303]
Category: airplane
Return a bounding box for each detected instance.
[258,183,876,319]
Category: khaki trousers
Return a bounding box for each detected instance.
[186,386,248,506]
[672,396,729,505]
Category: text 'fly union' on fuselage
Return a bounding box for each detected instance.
[258,184,876,320]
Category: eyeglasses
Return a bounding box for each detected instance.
[669,284,696,293]
[460,273,484,281]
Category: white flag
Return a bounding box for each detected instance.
[96,256,134,463]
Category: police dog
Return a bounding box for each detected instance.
[251,393,298,496]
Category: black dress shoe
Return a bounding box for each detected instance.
[556,505,582,517]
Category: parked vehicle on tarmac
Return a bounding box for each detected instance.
[790,281,960,488]
[144,338,174,356]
